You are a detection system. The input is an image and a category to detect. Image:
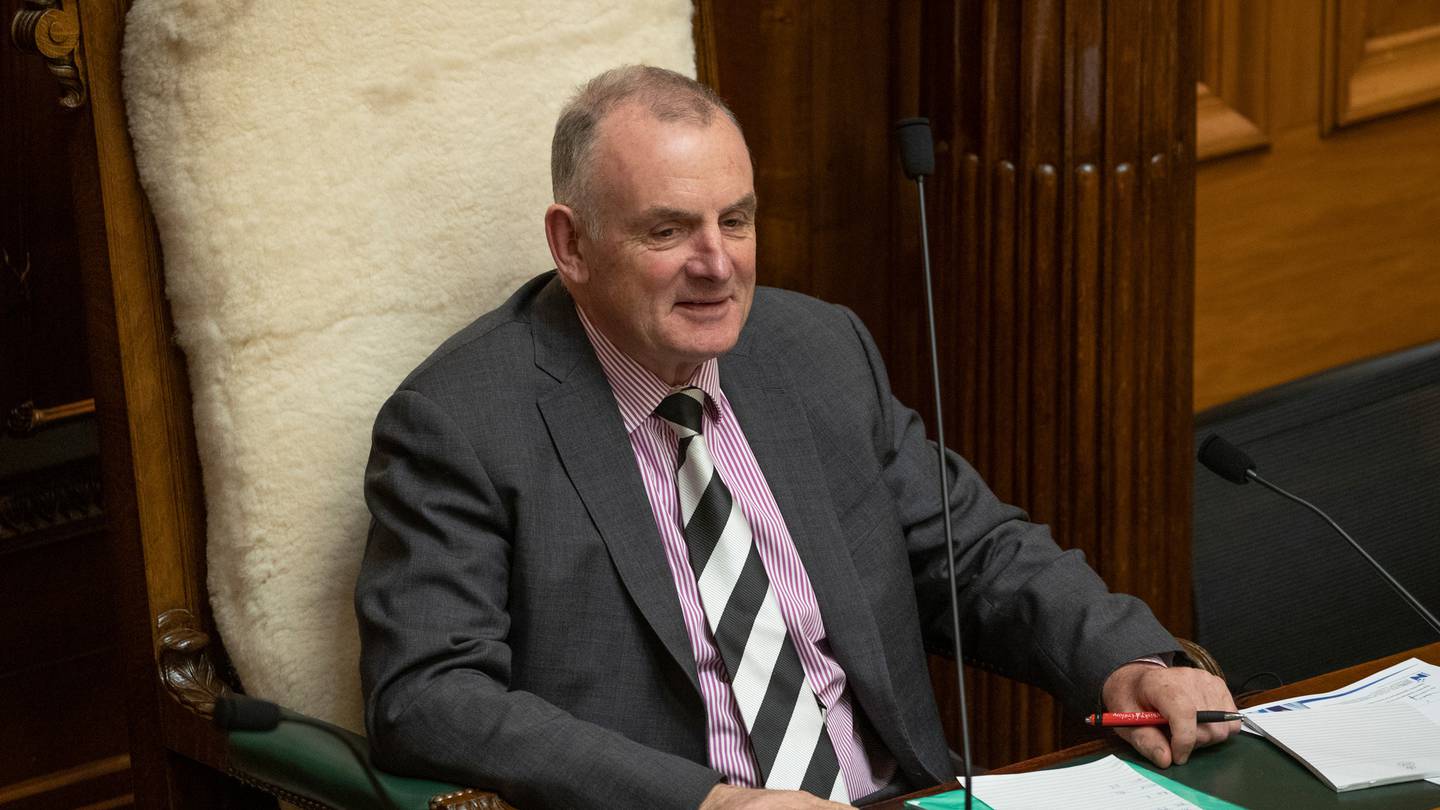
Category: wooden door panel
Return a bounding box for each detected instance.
[1196,0,1440,411]
[1198,0,1270,159]
[1325,0,1440,130]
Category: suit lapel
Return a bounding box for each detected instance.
[531,280,701,695]
[719,345,922,775]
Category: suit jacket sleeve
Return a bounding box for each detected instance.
[838,307,1182,712]
[355,388,722,810]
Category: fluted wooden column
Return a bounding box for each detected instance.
[707,0,1197,768]
[921,0,1198,765]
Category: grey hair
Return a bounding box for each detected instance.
[551,65,742,237]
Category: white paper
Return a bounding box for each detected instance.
[1241,657,1440,785]
[955,755,1199,809]
[1241,702,1440,791]
[1244,657,1440,716]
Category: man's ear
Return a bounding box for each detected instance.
[545,204,588,285]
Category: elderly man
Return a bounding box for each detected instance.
[355,66,1237,809]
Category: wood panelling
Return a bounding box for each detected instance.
[1268,0,1327,130]
[1197,0,1269,159]
[1196,1,1440,411]
[0,756,130,810]
[1195,103,1440,410]
[712,0,1197,767]
[923,0,1196,765]
[0,539,128,789]
[1324,0,1440,131]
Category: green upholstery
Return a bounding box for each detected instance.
[1085,734,1440,810]
[226,715,474,810]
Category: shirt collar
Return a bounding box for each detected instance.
[576,304,724,434]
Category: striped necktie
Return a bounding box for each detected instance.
[655,386,848,802]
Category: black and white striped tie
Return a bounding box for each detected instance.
[656,387,848,802]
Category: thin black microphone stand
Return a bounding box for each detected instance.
[1246,469,1440,636]
[914,173,975,810]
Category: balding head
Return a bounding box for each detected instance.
[551,65,744,236]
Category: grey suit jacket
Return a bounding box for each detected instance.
[355,272,1180,809]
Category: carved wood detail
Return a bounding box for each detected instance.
[917,0,1197,766]
[157,608,230,718]
[8,0,87,109]
[1323,0,1440,131]
[1196,0,1269,160]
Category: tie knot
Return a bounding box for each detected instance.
[655,386,706,436]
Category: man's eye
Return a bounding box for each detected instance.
[653,227,679,239]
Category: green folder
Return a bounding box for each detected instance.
[905,760,1246,809]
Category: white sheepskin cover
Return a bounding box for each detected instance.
[122,0,697,731]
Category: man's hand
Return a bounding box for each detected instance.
[1101,662,1241,768]
[699,783,850,809]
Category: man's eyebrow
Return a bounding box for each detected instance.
[728,193,758,215]
[634,205,699,225]
[633,194,758,227]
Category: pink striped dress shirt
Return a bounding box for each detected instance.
[577,306,893,801]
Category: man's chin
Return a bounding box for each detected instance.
[665,331,742,367]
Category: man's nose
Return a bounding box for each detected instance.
[686,225,733,280]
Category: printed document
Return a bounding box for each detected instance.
[1242,657,1440,787]
[904,755,1243,809]
[1242,702,1440,791]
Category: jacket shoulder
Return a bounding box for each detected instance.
[744,286,861,348]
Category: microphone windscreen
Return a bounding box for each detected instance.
[895,117,935,179]
[214,696,282,731]
[1198,434,1255,484]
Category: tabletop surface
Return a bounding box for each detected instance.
[869,642,1440,810]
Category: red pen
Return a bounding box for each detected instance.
[1085,710,1242,727]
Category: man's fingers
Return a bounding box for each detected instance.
[1185,673,1239,748]
[1142,677,1204,764]
[1166,711,1199,764]
[1196,681,1242,748]
[1223,718,1243,740]
[1101,664,1244,767]
[1115,726,1173,768]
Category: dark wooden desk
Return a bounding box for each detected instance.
[870,642,1440,809]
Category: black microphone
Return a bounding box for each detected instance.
[1196,434,1254,485]
[895,116,974,810]
[896,117,936,179]
[1197,434,1440,637]
[215,696,403,810]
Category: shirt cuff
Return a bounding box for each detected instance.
[1130,653,1172,668]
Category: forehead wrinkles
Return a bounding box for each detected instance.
[592,109,750,205]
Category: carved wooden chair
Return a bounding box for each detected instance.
[10,0,714,807]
